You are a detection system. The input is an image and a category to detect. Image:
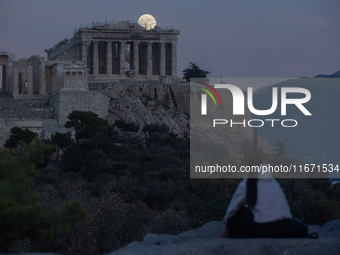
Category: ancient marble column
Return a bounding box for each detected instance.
[93,41,99,75]
[120,41,125,75]
[107,41,112,75]
[133,41,139,76]
[172,42,177,77]
[39,60,46,95]
[160,42,166,76]
[13,67,19,96]
[6,61,12,95]
[147,42,152,76]
[27,66,33,95]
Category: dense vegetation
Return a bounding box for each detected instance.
[0,139,86,253]
[1,110,340,254]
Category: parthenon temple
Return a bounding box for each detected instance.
[45,20,180,83]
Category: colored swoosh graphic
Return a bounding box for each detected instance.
[200,83,223,106]
[197,87,217,106]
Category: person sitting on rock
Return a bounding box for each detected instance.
[220,157,308,238]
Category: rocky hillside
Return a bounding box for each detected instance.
[108,219,340,255]
[90,80,272,157]
[0,95,52,119]
[91,80,190,135]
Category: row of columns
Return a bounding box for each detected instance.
[82,40,177,77]
[12,65,45,96]
[64,71,86,89]
[1,53,49,97]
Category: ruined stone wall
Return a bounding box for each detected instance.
[0,89,109,149]
[41,119,76,141]
[45,34,82,61]
[0,95,56,149]
[50,91,110,124]
[0,119,43,149]
[0,96,51,119]
[0,118,74,150]
[50,64,64,94]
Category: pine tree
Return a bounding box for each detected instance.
[274,140,288,157]
[182,62,210,82]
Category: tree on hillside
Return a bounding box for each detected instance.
[21,138,54,169]
[64,111,108,141]
[114,119,140,132]
[182,62,211,82]
[274,140,288,157]
[51,131,73,160]
[142,123,169,134]
[4,127,38,150]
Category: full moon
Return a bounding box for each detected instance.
[138,14,156,30]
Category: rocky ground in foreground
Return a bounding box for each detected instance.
[106,220,340,255]
[2,220,340,255]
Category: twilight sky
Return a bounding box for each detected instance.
[0,0,339,79]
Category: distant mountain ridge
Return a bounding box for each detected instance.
[252,74,340,170]
[314,70,340,78]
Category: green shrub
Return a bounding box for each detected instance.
[280,179,340,225]
[65,110,108,140]
[142,123,169,134]
[4,127,38,149]
[114,119,140,132]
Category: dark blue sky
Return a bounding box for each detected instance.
[0,0,339,79]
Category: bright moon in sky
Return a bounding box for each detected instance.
[138,14,156,30]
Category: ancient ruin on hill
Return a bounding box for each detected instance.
[0,16,180,148]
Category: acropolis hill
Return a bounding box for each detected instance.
[0,16,180,148]
[0,16,271,155]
